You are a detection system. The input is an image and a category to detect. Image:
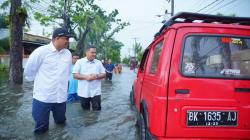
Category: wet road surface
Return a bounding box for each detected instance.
[0,67,138,140]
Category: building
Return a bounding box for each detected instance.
[0,28,51,66]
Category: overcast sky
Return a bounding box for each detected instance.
[27,0,250,58]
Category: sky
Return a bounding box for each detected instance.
[25,0,250,58]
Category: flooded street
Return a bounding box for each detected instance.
[0,67,138,140]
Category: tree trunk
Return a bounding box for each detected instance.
[63,0,70,31]
[76,17,94,58]
[9,0,24,84]
[76,28,90,58]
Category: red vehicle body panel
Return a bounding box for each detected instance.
[133,22,250,139]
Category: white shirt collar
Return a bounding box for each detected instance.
[50,42,65,53]
[83,57,96,63]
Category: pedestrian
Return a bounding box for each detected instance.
[103,59,108,67]
[114,64,119,74]
[67,53,80,102]
[73,45,106,111]
[104,59,115,80]
[24,28,74,134]
[117,63,123,73]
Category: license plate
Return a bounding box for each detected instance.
[187,111,238,127]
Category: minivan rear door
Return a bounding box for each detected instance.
[134,49,150,110]
[166,26,250,139]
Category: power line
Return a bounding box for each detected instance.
[196,0,206,8]
[203,0,225,13]
[212,0,237,13]
[189,0,205,12]
[196,0,219,13]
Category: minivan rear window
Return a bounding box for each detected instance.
[181,35,250,79]
[150,41,163,74]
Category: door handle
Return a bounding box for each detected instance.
[235,88,250,92]
[175,89,190,94]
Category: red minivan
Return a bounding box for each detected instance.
[130,12,250,139]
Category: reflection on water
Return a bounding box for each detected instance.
[0,67,138,140]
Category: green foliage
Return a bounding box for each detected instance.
[0,14,9,28]
[0,64,9,72]
[69,42,77,51]
[0,0,10,10]
[34,12,51,26]
[34,0,129,62]
[0,37,10,54]
[103,39,123,63]
[0,13,9,53]
[0,47,6,54]
[16,7,28,26]
[133,42,144,62]
[137,51,143,62]
[122,57,130,65]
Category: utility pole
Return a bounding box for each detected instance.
[132,37,139,58]
[165,0,174,16]
[157,0,174,23]
[128,48,131,57]
[171,0,174,16]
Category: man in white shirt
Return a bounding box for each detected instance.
[73,45,106,110]
[24,28,73,134]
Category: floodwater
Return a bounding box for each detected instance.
[0,67,138,140]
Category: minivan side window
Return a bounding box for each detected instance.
[150,41,163,74]
[182,35,250,79]
[139,49,149,72]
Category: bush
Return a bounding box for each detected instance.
[0,64,9,72]
[122,57,130,65]
[0,37,10,54]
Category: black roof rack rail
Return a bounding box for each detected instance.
[154,12,250,38]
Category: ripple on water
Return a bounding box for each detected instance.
[0,67,138,140]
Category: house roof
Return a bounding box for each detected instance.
[0,28,51,45]
[23,33,51,44]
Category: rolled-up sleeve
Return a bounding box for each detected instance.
[24,49,42,81]
[100,62,106,74]
[72,60,80,74]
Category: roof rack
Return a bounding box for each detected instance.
[155,12,250,38]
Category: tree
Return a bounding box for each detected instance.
[133,42,144,62]
[122,57,130,65]
[0,13,9,54]
[8,0,27,84]
[101,38,123,63]
[1,0,28,84]
[1,0,48,84]
[34,0,129,58]
[0,37,10,54]
[0,13,9,28]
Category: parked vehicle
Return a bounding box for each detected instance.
[130,12,250,139]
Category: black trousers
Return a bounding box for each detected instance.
[106,72,113,80]
[80,95,101,110]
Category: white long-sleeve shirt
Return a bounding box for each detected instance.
[24,42,72,103]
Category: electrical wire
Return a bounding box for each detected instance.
[203,0,225,13]
[196,0,219,13]
[212,0,237,13]
[190,0,205,12]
